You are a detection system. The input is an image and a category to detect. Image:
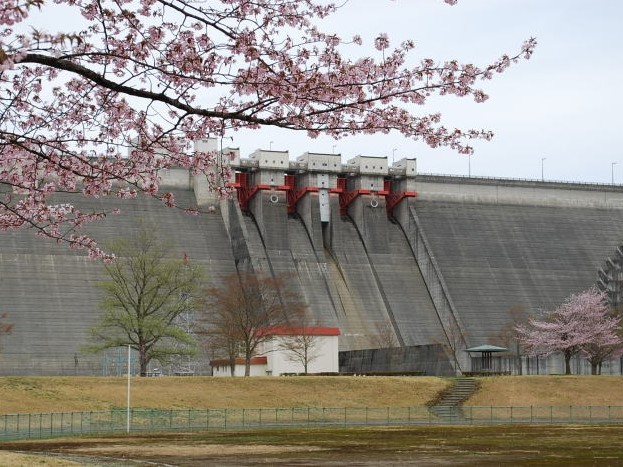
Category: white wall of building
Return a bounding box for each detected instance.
[210,328,340,376]
[261,334,339,375]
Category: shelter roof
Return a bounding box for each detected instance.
[465,345,508,353]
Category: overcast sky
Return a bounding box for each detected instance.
[26,0,623,184]
[230,0,623,184]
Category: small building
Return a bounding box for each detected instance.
[210,326,340,376]
[465,345,508,374]
[210,357,268,377]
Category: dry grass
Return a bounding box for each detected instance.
[466,375,623,406]
[0,376,449,414]
[3,375,623,416]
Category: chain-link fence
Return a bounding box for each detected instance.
[2,405,623,441]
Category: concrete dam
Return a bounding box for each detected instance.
[2,141,623,375]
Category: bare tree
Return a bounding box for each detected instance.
[201,273,306,376]
[493,305,529,374]
[442,316,467,375]
[201,319,240,377]
[0,312,13,352]
[370,319,400,349]
[276,313,324,374]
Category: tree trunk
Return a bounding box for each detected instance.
[591,361,598,375]
[139,348,149,377]
[244,351,251,377]
[564,351,572,375]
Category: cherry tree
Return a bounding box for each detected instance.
[0,0,536,258]
[515,288,622,375]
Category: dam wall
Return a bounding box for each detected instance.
[2,144,623,375]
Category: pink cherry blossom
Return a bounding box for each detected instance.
[0,0,536,258]
[516,288,622,375]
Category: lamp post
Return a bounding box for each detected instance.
[127,344,131,433]
[468,154,471,177]
[269,140,274,150]
[612,162,617,185]
[541,157,546,182]
[392,148,397,165]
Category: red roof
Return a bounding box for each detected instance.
[210,356,267,366]
[258,326,341,337]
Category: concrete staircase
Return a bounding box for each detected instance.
[430,378,479,421]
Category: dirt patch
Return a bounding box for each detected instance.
[0,451,82,466]
[6,425,623,466]
[71,442,327,456]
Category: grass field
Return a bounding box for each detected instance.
[2,375,623,414]
[3,425,623,465]
[0,376,450,414]
[2,375,623,465]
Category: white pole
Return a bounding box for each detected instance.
[127,345,131,433]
